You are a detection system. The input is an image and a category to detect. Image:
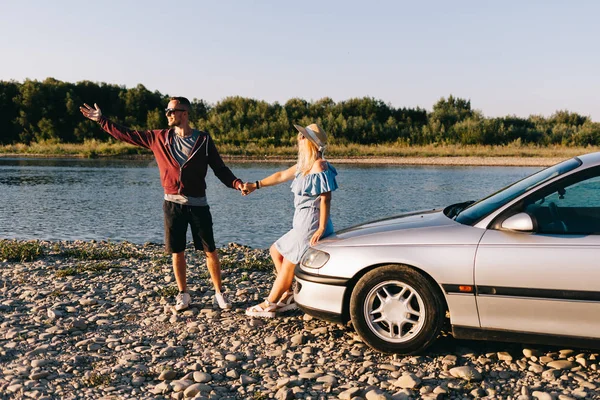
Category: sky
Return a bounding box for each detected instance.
[1,0,599,120]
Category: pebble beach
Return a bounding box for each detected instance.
[1,240,598,400]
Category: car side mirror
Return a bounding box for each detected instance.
[501,213,534,232]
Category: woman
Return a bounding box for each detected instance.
[243,123,338,317]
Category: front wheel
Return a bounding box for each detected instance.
[349,264,444,354]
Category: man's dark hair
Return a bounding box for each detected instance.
[170,97,191,111]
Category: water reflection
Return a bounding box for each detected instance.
[0,175,67,185]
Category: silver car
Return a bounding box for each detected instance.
[294,152,600,354]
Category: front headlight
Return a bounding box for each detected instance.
[300,248,330,269]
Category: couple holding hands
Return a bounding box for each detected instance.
[80,96,337,318]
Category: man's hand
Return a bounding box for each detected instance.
[80,103,102,121]
[241,182,257,196]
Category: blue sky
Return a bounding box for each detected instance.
[1,0,598,120]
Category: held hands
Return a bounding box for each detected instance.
[310,228,325,246]
[240,182,257,196]
[79,103,102,121]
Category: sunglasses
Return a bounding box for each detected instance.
[165,108,187,116]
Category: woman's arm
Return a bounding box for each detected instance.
[310,191,332,245]
[242,164,296,195]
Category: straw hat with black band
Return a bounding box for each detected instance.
[293,123,327,152]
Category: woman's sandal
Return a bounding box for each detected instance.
[245,299,279,318]
[276,290,297,312]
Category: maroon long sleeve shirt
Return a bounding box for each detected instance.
[98,117,241,197]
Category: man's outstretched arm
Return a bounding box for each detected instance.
[80,103,155,149]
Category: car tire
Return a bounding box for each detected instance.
[350,264,444,354]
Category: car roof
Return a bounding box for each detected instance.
[578,151,600,167]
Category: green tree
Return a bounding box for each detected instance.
[429,95,474,143]
[0,80,19,144]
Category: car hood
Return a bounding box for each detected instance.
[319,209,480,247]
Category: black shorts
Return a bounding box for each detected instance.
[163,201,216,254]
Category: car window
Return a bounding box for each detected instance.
[455,157,581,225]
[545,177,600,207]
[524,167,600,234]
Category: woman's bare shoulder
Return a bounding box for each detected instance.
[310,159,328,173]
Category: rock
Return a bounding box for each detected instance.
[539,356,554,364]
[193,372,212,383]
[379,364,398,371]
[275,387,294,400]
[529,364,545,373]
[441,355,457,365]
[29,371,50,380]
[433,386,447,394]
[542,369,561,380]
[339,387,362,399]
[559,349,575,358]
[395,373,421,389]
[317,375,338,386]
[365,389,389,400]
[470,387,487,398]
[532,391,554,400]
[576,357,588,367]
[264,336,278,345]
[311,327,329,335]
[290,334,305,345]
[183,383,211,397]
[523,348,542,358]
[299,372,323,380]
[449,366,482,381]
[7,384,23,393]
[131,376,145,386]
[71,318,88,329]
[226,369,239,379]
[31,359,52,368]
[546,360,576,370]
[79,298,98,306]
[47,309,64,319]
[171,379,194,392]
[159,369,177,380]
[240,374,257,385]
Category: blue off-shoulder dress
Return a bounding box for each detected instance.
[275,162,338,264]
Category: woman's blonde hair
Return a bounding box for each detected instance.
[297,135,321,175]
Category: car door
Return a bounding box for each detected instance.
[474,167,600,338]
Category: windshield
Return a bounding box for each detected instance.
[454,157,582,225]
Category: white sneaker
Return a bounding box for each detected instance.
[214,292,232,310]
[175,292,191,311]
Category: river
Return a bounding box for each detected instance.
[0,158,539,248]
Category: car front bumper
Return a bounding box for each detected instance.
[294,265,349,323]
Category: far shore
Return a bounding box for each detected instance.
[0,153,568,167]
[226,155,566,167]
[3,141,597,167]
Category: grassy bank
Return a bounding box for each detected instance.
[0,139,598,160]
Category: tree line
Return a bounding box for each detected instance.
[1,78,598,147]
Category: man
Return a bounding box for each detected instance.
[80,97,242,311]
